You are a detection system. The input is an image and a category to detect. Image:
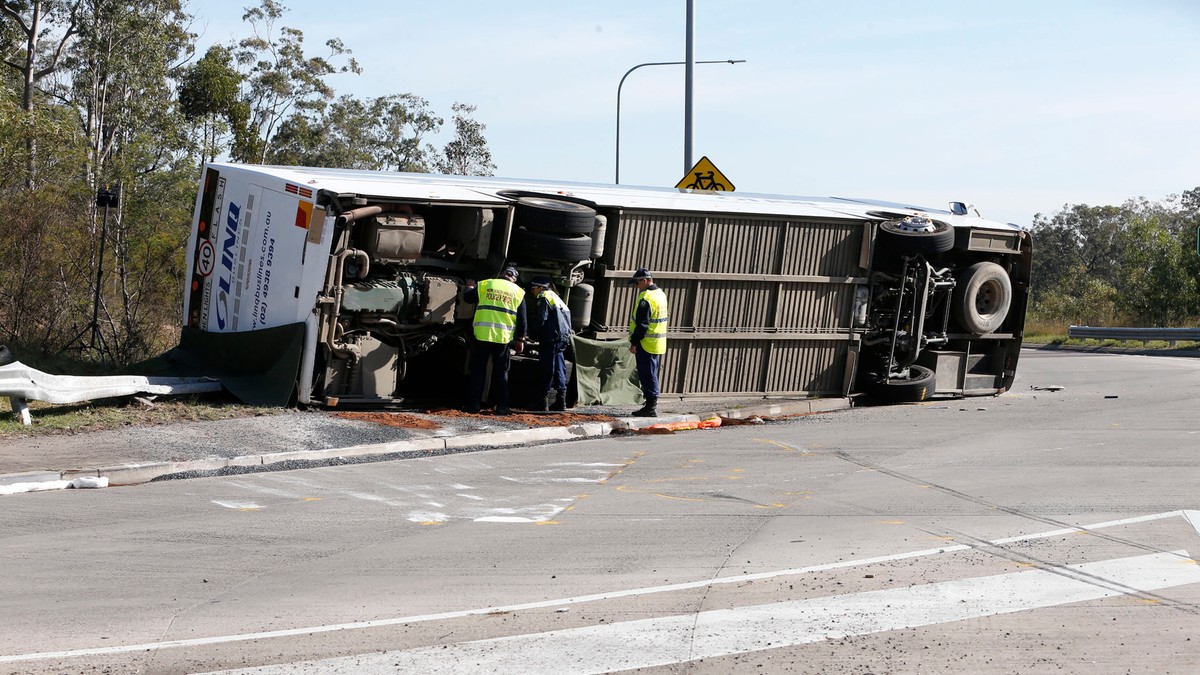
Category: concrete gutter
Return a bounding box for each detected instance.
[0,398,848,491]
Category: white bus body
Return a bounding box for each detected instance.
[184,163,1031,406]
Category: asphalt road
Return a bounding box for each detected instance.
[2,349,1199,674]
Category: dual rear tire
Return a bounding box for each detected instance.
[511,197,596,263]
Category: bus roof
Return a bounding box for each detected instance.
[210,163,1023,231]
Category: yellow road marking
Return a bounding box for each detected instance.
[655,494,706,502]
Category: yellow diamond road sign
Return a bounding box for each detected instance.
[676,156,734,192]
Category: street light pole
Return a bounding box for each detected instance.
[615,58,745,184]
[684,0,696,176]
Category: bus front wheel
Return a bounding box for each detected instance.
[863,365,935,403]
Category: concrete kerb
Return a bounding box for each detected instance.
[0,470,60,487]
[1,397,849,491]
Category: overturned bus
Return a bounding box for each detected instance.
[182,163,1031,407]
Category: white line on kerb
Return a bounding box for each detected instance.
[0,509,1190,664]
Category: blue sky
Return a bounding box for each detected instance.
[189,0,1200,227]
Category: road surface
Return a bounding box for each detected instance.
[2,349,1198,673]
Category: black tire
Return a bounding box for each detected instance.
[511,228,593,262]
[875,218,955,257]
[514,197,596,235]
[863,365,935,403]
[952,261,1012,334]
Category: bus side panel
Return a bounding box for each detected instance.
[593,209,864,397]
[185,166,322,333]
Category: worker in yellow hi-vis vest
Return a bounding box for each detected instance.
[627,268,668,417]
[464,266,527,415]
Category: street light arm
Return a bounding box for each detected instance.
[615,59,746,184]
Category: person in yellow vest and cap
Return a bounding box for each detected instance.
[628,268,668,417]
[529,276,572,412]
[464,266,527,415]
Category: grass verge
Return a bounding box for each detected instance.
[0,394,279,438]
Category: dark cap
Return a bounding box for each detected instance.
[530,276,551,288]
[501,266,519,280]
[628,268,653,284]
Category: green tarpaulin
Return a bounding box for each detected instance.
[571,335,644,406]
[131,323,306,407]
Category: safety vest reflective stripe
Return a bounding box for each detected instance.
[629,287,669,355]
[474,278,525,344]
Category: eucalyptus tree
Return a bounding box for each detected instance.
[177,44,245,164]
[0,0,79,185]
[58,0,196,362]
[434,102,495,177]
[231,0,359,164]
[268,92,443,172]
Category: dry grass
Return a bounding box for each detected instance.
[0,395,278,438]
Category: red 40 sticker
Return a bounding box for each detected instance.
[196,239,216,277]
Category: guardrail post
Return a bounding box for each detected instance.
[9,396,31,426]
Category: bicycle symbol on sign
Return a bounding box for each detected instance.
[684,170,727,191]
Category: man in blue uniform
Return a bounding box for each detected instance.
[529,276,572,411]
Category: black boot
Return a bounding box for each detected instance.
[550,389,566,412]
[534,392,550,412]
[632,397,657,417]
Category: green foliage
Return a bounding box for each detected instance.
[1028,189,1200,329]
[0,0,491,372]
[434,102,496,176]
[231,0,361,164]
[267,93,443,171]
[177,45,243,162]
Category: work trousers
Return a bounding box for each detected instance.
[468,340,511,410]
[539,339,568,394]
[635,349,660,400]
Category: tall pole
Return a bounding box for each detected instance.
[88,203,108,351]
[684,0,696,176]
[615,59,744,184]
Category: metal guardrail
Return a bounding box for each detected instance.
[1067,326,1200,346]
[1,361,221,426]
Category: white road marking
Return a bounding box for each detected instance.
[1,510,1192,665]
[474,516,540,523]
[222,481,299,498]
[207,550,1200,674]
[210,500,262,510]
[1184,510,1200,537]
[547,462,626,467]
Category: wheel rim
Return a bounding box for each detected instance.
[976,279,1001,316]
[890,216,939,234]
